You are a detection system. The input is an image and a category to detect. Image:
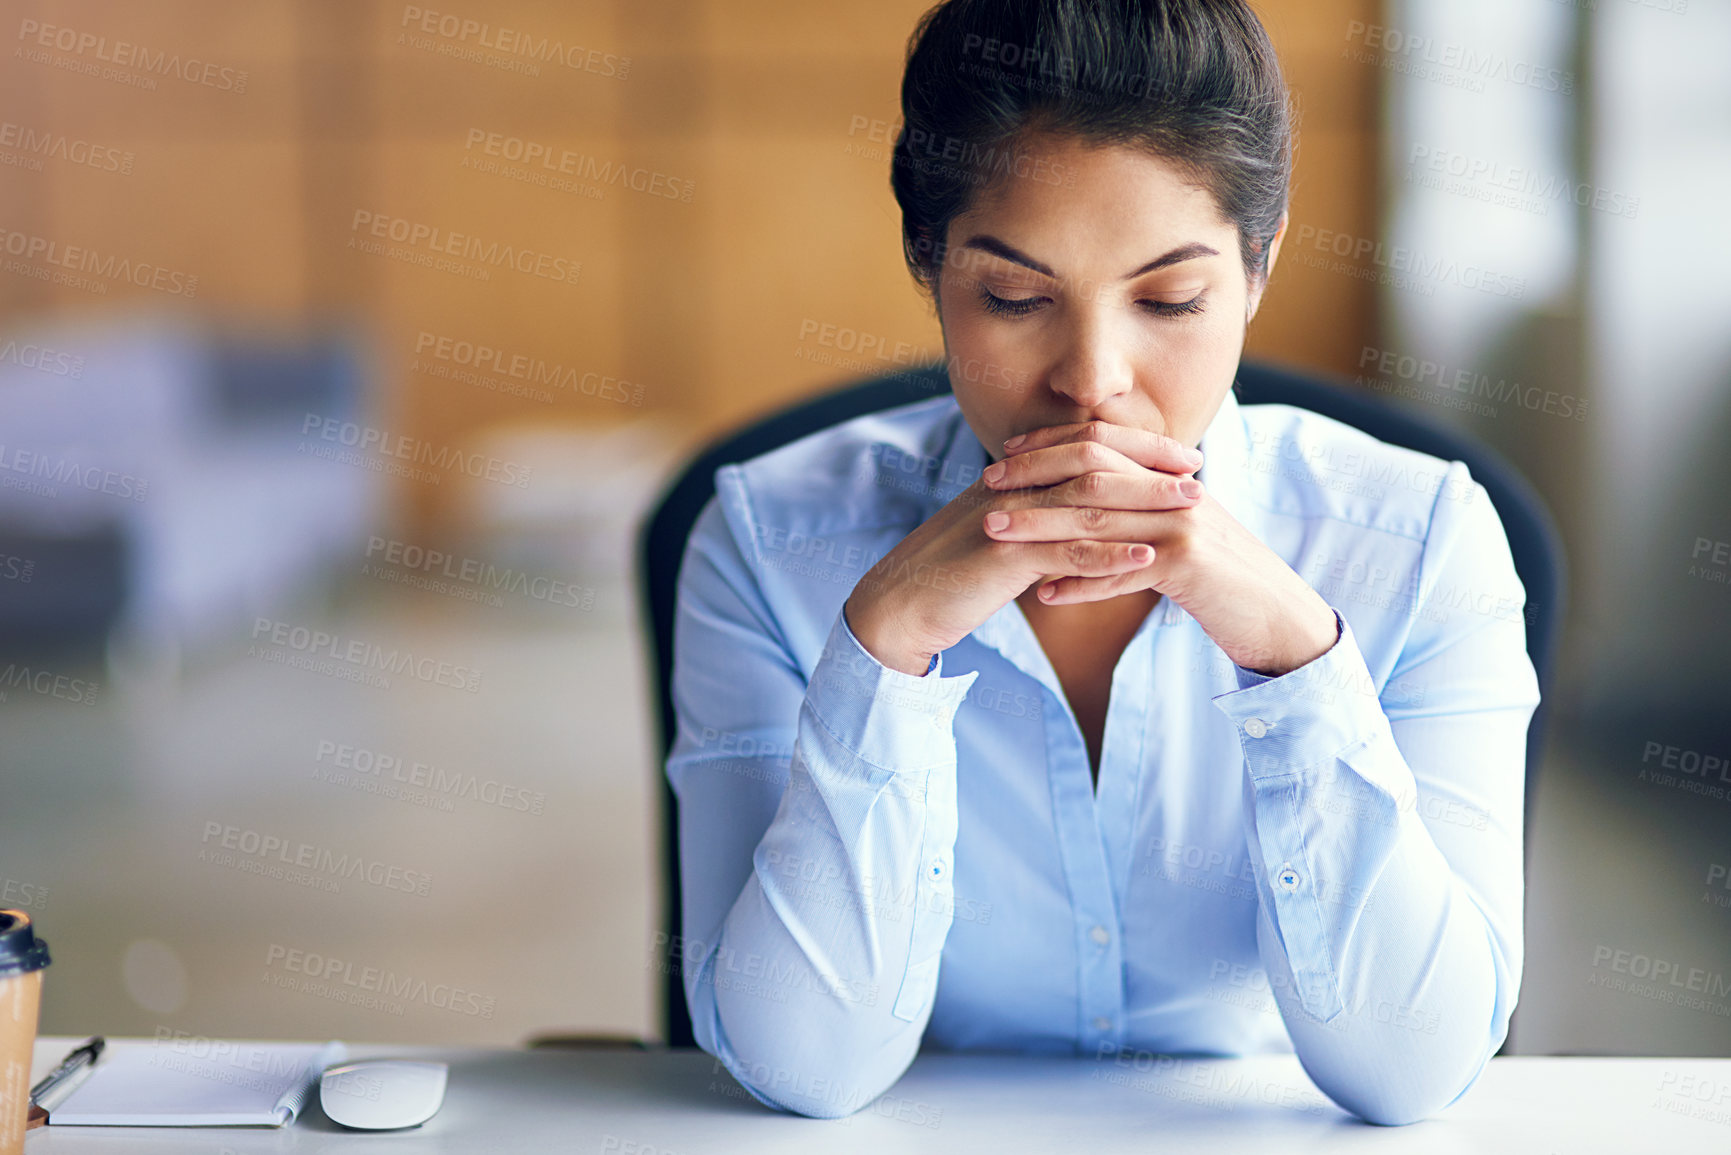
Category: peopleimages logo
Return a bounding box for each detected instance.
[0,226,199,297]
[149,1030,311,1092]
[0,337,84,377]
[1406,144,1639,221]
[264,943,497,1018]
[0,876,49,911]
[412,331,643,407]
[299,413,532,488]
[0,443,149,501]
[15,19,250,92]
[0,119,134,175]
[0,662,99,705]
[349,210,581,286]
[462,129,693,202]
[1290,224,1526,299]
[1356,345,1589,424]
[249,617,484,693]
[200,821,434,897]
[397,6,629,79]
[313,739,548,816]
[365,535,595,610]
[1343,21,1574,95]
[1590,945,1731,1003]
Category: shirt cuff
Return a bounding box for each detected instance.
[802,608,979,773]
[1209,608,1396,784]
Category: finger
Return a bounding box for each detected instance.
[983,439,1143,491]
[985,505,1183,543]
[1034,569,1161,605]
[1009,538,1157,580]
[1002,420,1203,475]
[1029,470,1202,513]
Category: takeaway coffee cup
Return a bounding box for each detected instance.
[0,911,50,1155]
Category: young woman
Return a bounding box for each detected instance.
[666,0,1539,1126]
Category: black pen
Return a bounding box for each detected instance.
[30,1036,105,1107]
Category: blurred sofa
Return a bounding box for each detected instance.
[0,316,382,660]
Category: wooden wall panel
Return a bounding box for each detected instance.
[1250,0,1383,374]
[0,0,1382,533]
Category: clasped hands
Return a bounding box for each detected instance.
[844,419,1339,678]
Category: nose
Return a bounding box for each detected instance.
[1046,309,1134,410]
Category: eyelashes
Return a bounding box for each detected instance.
[976,287,1045,317]
[1143,295,1206,318]
[976,286,1207,318]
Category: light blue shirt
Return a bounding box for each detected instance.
[665,385,1540,1125]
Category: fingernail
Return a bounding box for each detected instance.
[1180,479,1202,499]
[983,462,1005,484]
[1003,433,1025,450]
[1131,545,1153,563]
[984,511,1010,532]
[1187,448,1205,468]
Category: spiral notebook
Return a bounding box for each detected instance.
[48,1038,346,1127]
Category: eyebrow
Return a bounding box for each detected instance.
[959,235,1220,280]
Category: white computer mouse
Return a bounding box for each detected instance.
[319,1059,448,1130]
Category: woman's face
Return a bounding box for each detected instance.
[936,133,1284,463]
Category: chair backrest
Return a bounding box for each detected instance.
[637,358,1566,1048]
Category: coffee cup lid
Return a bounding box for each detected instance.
[0,910,51,977]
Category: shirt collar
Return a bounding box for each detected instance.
[923,406,989,511]
[1196,383,1257,534]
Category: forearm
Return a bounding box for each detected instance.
[1213,611,1530,1124]
[689,609,976,1117]
[1240,741,1512,1125]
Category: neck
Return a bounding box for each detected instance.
[1017,583,1160,621]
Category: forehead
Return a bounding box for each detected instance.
[956,131,1234,244]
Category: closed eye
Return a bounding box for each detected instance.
[977,286,1046,317]
[977,286,1208,318]
[1142,294,1206,317]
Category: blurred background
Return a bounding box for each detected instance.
[0,0,1726,1056]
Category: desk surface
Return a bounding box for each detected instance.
[25,1037,1731,1153]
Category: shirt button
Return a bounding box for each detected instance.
[1089,925,1110,946]
[1244,717,1270,739]
[1092,1016,1112,1032]
[1277,863,1301,892]
[929,858,947,881]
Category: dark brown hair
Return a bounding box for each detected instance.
[891,0,1294,291]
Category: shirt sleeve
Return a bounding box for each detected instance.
[665,485,978,1119]
[1208,461,1540,1125]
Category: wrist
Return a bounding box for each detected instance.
[1248,599,1340,678]
[843,594,936,677]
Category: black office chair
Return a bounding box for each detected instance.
[638,359,1566,1049]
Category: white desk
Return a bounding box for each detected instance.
[25,1036,1731,1153]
